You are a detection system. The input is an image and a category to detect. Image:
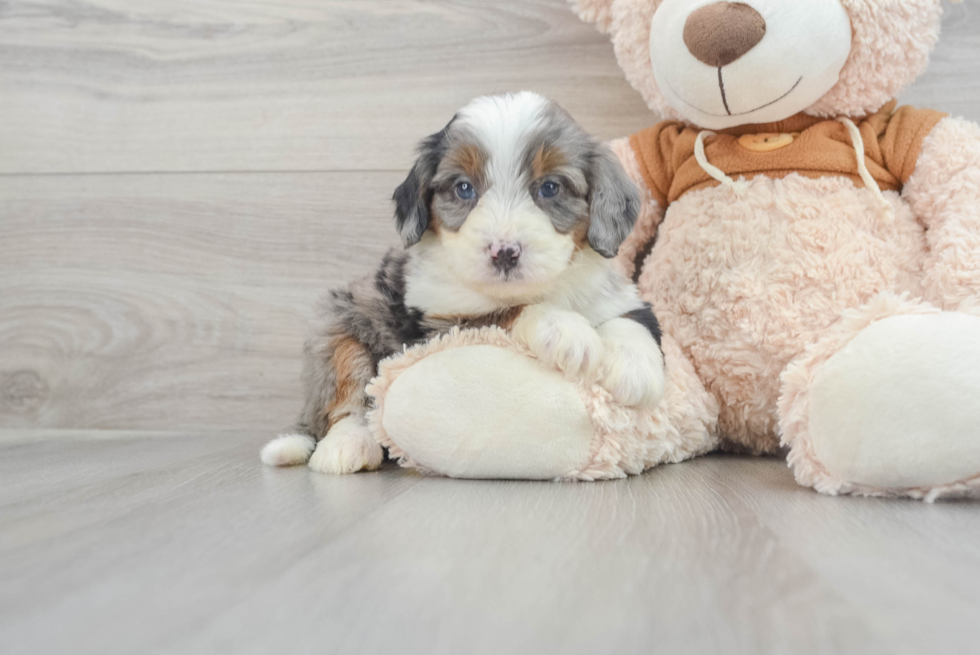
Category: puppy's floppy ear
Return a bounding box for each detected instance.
[586,145,641,258]
[393,117,454,248]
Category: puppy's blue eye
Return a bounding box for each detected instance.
[538,181,560,199]
[455,181,476,200]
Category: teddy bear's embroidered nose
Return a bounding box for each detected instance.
[683,2,766,69]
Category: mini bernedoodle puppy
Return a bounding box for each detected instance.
[261,92,666,474]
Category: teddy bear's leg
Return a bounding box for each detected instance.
[371,336,600,480]
[577,331,720,477]
[620,332,721,471]
[367,328,719,480]
[779,293,980,500]
[904,116,980,311]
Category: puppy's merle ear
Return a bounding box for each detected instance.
[393,118,454,248]
[586,145,641,258]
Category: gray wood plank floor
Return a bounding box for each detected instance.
[2,431,980,655]
[3,1,980,653]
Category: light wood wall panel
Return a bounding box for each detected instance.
[0,0,656,174]
[2,1,976,175]
[1,0,979,431]
[0,172,401,430]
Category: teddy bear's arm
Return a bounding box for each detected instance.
[903,116,980,311]
[608,137,666,279]
[570,0,614,33]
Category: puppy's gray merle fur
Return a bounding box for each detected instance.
[261,92,665,474]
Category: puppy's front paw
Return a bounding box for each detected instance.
[308,417,383,475]
[598,318,666,408]
[513,305,604,379]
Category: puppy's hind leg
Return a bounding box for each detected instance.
[260,329,383,473]
[305,334,384,475]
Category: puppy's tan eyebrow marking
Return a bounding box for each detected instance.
[445,142,487,185]
[530,145,567,179]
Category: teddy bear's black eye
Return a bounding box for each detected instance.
[455,181,476,200]
[538,181,561,199]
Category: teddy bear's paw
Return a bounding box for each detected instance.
[308,416,383,475]
[597,318,666,408]
[512,305,604,379]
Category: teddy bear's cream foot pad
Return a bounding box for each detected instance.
[808,312,980,491]
[374,343,596,479]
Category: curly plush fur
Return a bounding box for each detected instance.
[560,0,980,500]
[367,325,717,480]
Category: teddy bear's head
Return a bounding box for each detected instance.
[573,0,956,129]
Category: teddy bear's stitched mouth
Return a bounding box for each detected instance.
[667,74,804,118]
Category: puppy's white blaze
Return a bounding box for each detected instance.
[456,92,551,185]
[260,433,316,467]
[450,92,579,296]
[597,318,666,408]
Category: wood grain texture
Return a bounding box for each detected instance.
[2,0,979,431]
[1,432,979,655]
[0,172,401,430]
[0,0,656,174]
[902,0,980,116]
[2,0,977,175]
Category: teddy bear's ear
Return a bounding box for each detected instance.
[568,0,616,34]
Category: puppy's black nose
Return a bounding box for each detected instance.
[490,243,521,274]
